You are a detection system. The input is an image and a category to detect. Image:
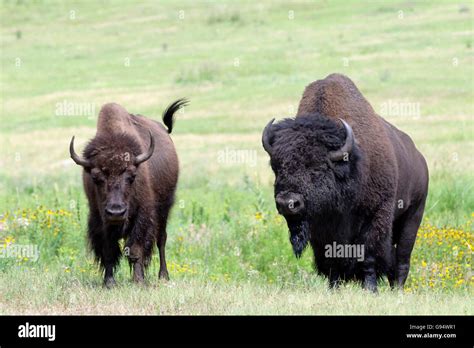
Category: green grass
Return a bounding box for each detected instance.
[1,268,472,315]
[0,0,473,315]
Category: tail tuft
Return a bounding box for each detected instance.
[162,98,189,133]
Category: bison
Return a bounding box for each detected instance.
[262,74,428,292]
[70,99,187,287]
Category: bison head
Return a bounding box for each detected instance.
[69,132,155,224]
[262,114,358,257]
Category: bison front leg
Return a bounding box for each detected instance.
[362,255,377,293]
[360,229,378,293]
[104,266,116,288]
[328,269,341,290]
[102,238,121,289]
[362,205,394,293]
[87,215,121,288]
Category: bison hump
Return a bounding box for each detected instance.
[296,73,375,122]
[96,103,134,135]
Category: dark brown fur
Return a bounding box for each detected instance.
[263,74,428,292]
[71,100,186,287]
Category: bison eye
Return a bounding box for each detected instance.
[90,169,105,185]
[91,175,105,185]
[126,172,136,184]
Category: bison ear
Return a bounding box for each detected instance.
[329,119,354,162]
[262,118,275,155]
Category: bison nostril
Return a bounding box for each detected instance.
[276,194,304,215]
[289,199,300,209]
[288,201,303,214]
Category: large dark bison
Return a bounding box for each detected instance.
[262,74,428,292]
[70,99,187,287]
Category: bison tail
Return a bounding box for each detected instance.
[162,98,189,134]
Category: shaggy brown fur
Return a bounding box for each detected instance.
[262,74,428,292]
[70,99,187,287]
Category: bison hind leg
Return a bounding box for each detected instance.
[393,199,426,289]
[387,245,397,289]
[125,237,154,284]
[156,200,174,281]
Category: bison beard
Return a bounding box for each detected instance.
[287,219,310,258]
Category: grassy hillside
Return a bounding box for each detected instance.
[0,1,472,314]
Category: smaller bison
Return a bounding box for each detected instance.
[262,74,428,292]
[70,99,187,287]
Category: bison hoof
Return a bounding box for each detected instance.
[159,271,170,281]
[133,276,145,284]
[104,277,116,289]
[363,282,378,293]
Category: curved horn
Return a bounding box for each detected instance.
[134,131,155,166]
[69,136,91,168]
[262,118,275,155]
[329,119,354,161]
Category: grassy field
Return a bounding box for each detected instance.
[0,1,473,315]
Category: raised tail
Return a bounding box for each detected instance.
[162,98,189,134]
